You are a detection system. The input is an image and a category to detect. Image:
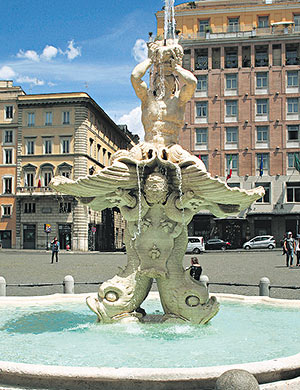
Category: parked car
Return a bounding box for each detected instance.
[243,235,276,250]
[186,237,205,254]
[205,238,231,250]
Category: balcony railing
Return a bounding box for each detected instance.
[16,186,54,195]
[179,24,299,41]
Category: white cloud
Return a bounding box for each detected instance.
[59,40,81,60]
[118,106,144,140]
[65,40,81,60]
[0,66,16,79]
[132,39,148,62]
[17,49,40,62]
[16,76,44,86]
[41,45,58,61]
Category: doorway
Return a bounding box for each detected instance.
[23,225,36,249]
[58,224,72,249]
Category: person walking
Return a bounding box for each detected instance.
[283,232,296,267]
[296,236,300,267]
[51,237,60,263]
[185,257,202,281]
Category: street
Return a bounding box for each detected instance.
[0,249,299,299]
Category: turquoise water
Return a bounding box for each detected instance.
[0,299,299,368]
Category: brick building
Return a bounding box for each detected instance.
[156,0,300,247]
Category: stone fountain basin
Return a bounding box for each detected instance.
[0,292,300,390]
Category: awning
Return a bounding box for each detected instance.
[271,21,295,26]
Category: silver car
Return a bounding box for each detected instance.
[243,235,276,250]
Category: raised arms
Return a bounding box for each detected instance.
[131,58,152,103]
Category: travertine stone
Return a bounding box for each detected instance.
[50,39,264,324]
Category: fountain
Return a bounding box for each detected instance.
[50,3,264,326]
[2,2,300,389]
[50,2,263,326]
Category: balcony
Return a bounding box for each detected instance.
[16,186,55,196]
[179,23,298,42]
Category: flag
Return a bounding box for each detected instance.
[259,154,264,176]
[226,155,232,181]
[294,153,300,172]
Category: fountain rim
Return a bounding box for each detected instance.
[0,292,300,389]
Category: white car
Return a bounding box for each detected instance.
[243,235,276,250]
[186,237,205,254]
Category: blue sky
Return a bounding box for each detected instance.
[0,0,186,138]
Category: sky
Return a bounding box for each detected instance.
[0,0,187,139]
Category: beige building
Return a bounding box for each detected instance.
[14,91,137,251]
[156,0,300,246]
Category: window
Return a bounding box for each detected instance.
[256,72,268,89]
[226,127,238,143]
[256,153,269,172]
[27,112,35,127]
[4,130,13,144]
[199,155,208,169]
[256,126,269,142]
[286,44,300,66]
[272,44,282,66]
[25,172,34,187]
[44,172,52,187]
[195,49,208,70]
[59,202,72,213]
[226,154,238,171]
[258,16,269,28]
[26,139,35,155]
[288,152,300,168]
[228,17,239,32]
[196,128,208,144]
[2,205,11,217]
[199,19,210,35]
[61,171,70,178]
[24,203,36,214]
[255,46,269,67]
[196,102,208,118]
[44,139,52,154]
[242,46,251,68]
[287,182,300,202]
[97,144,101,161]
[295,15,300,32]
[287,98,298,114]
[226,100,238,117]
[287,125,299,140]
[89,138,94,156]
[4,149,12,164]
[226,74,237,90]
[3,177,12,194]
[256,183,270,203]
[5,106,13,119]
[62,111,70,124]
[196,75,207,91]
[256,99,268,115]
[225,47,238,68]
[287,71,298,87]
[61,138,70,154]
[212,48,220,69]
[45,112,52,126]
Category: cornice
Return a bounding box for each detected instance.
[156,4,300,18]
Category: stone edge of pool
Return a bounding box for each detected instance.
[0,292,299,390]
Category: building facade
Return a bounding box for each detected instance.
[156,0,300,246]
[16,92,137,251]
[0,83,137,250]
[0,81,25,248]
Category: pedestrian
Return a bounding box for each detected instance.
[185,257,202,281]
[296,236,300,267]
[283,232,296,267]
[51,237,60,263]
[281,233,287,255]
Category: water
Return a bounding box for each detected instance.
[0,299,299,368]
[164,0,176,40]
